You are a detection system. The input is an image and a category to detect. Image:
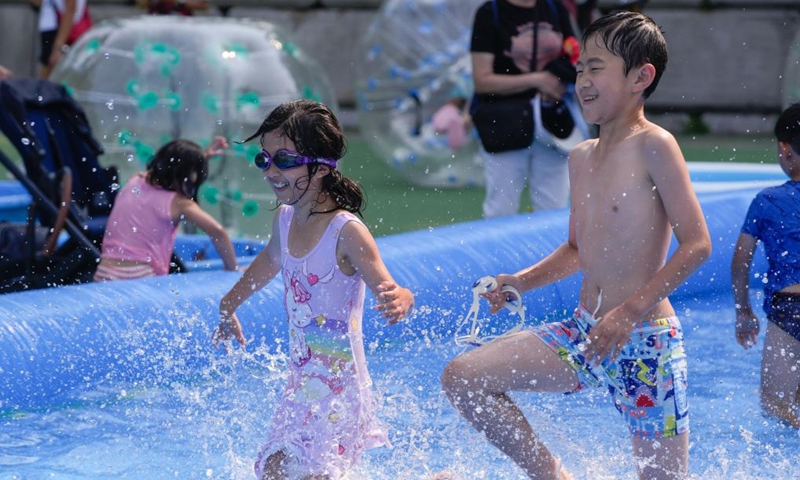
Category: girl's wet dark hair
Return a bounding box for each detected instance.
[245,99,366,217]
[146,139,208,199]
[775,102,800,154]
[582,11,668,99]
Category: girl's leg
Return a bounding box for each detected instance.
[760,322,800,427]
[441,330,578,479]
[631,433,689,480]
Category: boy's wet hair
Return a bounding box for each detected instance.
[582,11,668,99]
[245,99,366,217]
[775,102,800,154]
[146,139,208,199]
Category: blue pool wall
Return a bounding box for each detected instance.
[0,187,768,410]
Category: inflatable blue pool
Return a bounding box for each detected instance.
[1,183,797,479]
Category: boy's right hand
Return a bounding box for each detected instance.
[485,273,522,314]
[212,312,246,350]
[735,307,760,349]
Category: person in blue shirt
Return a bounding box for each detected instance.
[731,102,800,429]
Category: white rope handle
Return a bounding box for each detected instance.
[455,276,526,347]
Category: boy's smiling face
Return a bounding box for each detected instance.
[576,34,640,125]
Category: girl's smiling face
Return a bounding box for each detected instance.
[260,130,314,205]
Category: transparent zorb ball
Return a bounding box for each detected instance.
[355,0,486,188]
[51,15,337,235]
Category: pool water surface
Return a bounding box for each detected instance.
[1,289,798,480]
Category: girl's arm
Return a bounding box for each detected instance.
[174,196,238,272]
[338,221,414,325]
[731,232,760,348]
[213,211,283,347]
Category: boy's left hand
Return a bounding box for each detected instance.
[374,281,414,325]
[585,303,638,365]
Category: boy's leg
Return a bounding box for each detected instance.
[481,149,530,218]
[631,433,689,480]
[760,322,800,427]
[441,330,578,479]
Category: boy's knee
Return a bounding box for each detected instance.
[441,357,472,398]
[761,387,793,409]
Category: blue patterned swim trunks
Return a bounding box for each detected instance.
[530,305,689,439]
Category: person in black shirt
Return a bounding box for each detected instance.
[470,0,579,218]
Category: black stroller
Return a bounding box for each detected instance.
[0,77,118,292]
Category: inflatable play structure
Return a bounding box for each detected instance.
[355,0,485,188]
[0,185,775,410]
[51,15,337,235]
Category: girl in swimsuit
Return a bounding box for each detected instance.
[213,99,414,479]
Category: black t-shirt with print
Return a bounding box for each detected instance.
[470,0,575,101]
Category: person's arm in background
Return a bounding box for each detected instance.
[471,52,565,100]
[731,232,760,348]
[48,0,76,70]
[177,196,238,272]
[0,65,12,78]
[178,135,238,271]
[469,4,565,100]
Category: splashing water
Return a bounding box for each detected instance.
[1,289,798,480]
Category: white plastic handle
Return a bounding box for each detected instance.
[455,276,526,347]
[472,276,498,294]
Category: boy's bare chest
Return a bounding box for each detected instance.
[574,158,657,224]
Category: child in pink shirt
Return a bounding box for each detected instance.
[94,137,237,281]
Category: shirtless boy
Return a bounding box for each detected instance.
[440,11,711,480]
